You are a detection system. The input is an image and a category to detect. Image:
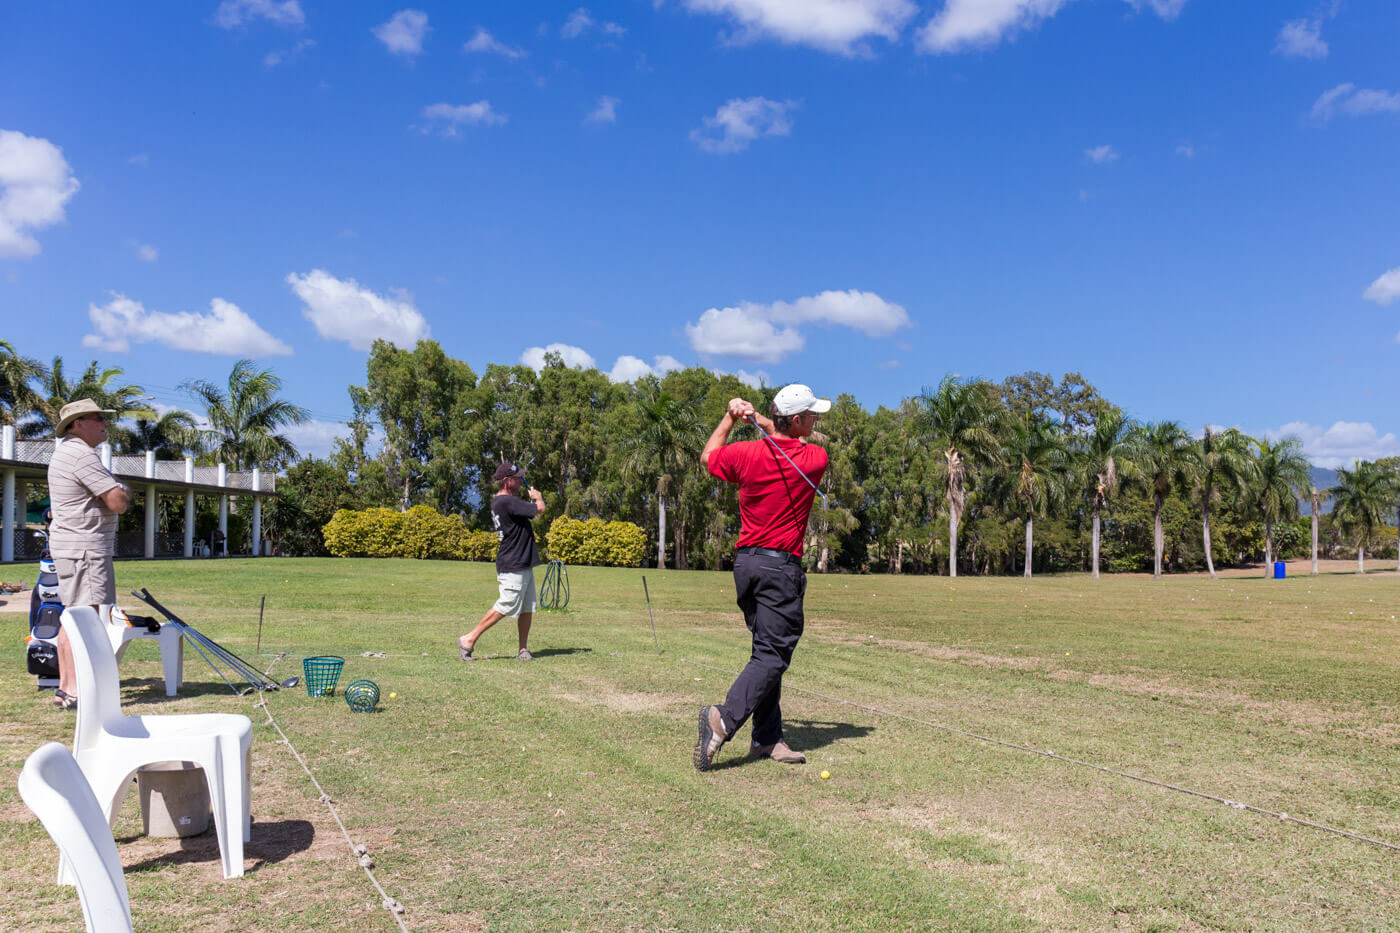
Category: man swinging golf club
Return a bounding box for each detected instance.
[458,461,544,661]
[694,384,830,771]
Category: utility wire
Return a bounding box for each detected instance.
[678,656,1400,855]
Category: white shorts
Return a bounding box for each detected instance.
[492,568,537,617]
[55,553,117,607]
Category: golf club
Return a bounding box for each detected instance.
[641,575,660,653]
[746,414,828,508]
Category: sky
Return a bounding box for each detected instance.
[2,0,1398,468]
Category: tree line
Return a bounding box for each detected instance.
[4,338,1398,574]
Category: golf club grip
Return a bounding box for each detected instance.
[132,588,182,624]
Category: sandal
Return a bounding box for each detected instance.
[458,640,475,661]
[52,689,77,711]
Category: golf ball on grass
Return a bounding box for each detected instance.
[388,692,397,699]
[820,770,830,780]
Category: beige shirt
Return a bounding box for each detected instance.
[47,435,121,558]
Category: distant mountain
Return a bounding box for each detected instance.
[1301,467,1338,515]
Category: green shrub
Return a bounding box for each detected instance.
[546,516,646,567]
[323,506,497,561]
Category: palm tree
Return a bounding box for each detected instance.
[910,375,1003,577]
[1131,421,1197,579]
[112,409,203,458]
[182,359,309,470]
[0,340,46,426]
[1251,437,1310,575]
[619,389,705,570]
[1331,461,1390,573]
[1307,485,1331,575]
[1005,416,1072,578]
[1192,427,1255,579]
[21,357,153,438]
[1078,407,1138,579]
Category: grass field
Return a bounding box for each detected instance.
[2,558,1399,931]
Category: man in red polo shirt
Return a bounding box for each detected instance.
[694,383,830,771]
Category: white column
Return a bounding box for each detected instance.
[2,424,13,564]
[144,485,157,559]
[218,463,228,556]
[16,480,27,554]
[251,468,262,557]
[183,457,194,558]
[100,441,112,470]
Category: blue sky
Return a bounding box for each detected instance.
[2,0,1398,467]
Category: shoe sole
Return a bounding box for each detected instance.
[693,706,721,772]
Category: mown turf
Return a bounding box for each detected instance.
[1,558,1398,931]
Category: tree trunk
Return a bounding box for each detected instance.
[1264,518,1273,577]
[656,491,667,570]
[1091,502,1101,579]
[1153,495,1164,579]
[948,506,959,578]
[895,541,904,574]
[1358,545,1365,574]
[674,513,687,571]
[818,544,829,573]
[1202,500,1216,580]
[1023,517,1033,579]
[1310,500,1319,576]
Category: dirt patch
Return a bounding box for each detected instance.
[554,687,675,714]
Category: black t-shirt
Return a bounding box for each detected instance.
[492,494,541,573]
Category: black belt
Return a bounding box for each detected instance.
[736,546,799,564]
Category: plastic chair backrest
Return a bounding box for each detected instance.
[60,607,127,754]
[17,742,133,933]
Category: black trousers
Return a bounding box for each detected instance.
[718,551,806,746]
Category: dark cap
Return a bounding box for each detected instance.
[493,461,526,482]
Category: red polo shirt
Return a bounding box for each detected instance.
[708,436,828,556]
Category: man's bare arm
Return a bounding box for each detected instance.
[100,484,132,515]
[703,398,763,470]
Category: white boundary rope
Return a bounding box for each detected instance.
[256,654,412,931]
[678,656,1400,854]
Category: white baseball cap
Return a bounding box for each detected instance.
[772,384,832,416]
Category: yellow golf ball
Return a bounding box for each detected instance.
[388,692,397,699]
[820,770,830,780]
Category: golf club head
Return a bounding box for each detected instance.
[280,676,300,689]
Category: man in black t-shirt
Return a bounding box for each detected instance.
[458,461,545,661]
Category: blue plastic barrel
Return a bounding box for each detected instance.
[1273,561,1286,579]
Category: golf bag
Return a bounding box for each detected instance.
[27,543,62,688]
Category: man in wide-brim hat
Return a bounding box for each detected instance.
[46,399,131,710]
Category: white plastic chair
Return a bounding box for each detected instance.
[61,607,253,880]
[104,607,184,697]
[17,742,134,933]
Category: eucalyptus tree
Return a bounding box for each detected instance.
[1192,427,1255,579]
[1005,416,1073,578]
[182,359,309,471]
[0,339,45,426]
[21,357,153,438]
[619,388,705,570]
[1251,437,1311,574]
[1078,407,1138,579]
[910,375,1003,577]
[1331,460,1390,573]
[1131,421,1198,579]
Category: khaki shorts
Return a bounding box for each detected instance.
[55,553,117,607]
[492,568,537,617]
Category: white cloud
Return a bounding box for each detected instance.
[1085,144,1118,164]
[83,294,292,356]
[918,0,1184,54]
[563,8,594,38]
[1275,18,1327,59]
[127,153,149,167]
[135,243,158,262]
[520,343,597,371]
[264,38,315,68]
[1175,142,1195,158]
[283,418,385,461]
[0,130,80,259]
[586,96,620,124]
[286,269,430,351]
[421,101,507,136]
[690,97,796,154]
[877,359,900,369]
[607,354,685,382]
[374,9,429,57]
[1264,421,1400,470]
[464,27,526,59]
[214,0,304,29]
[1311,83,1400,121]
[686,289,909,362]
[1363,267,1400,307]
[681,0,917,55]
[711,368,770,389]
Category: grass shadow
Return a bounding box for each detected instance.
[121,818,314,874]
[121,677,244,704]
[711,719,876,770]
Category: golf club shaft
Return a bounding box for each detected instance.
[256,595,265,656]
[746,415,828,506]
[642,575,660,653]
